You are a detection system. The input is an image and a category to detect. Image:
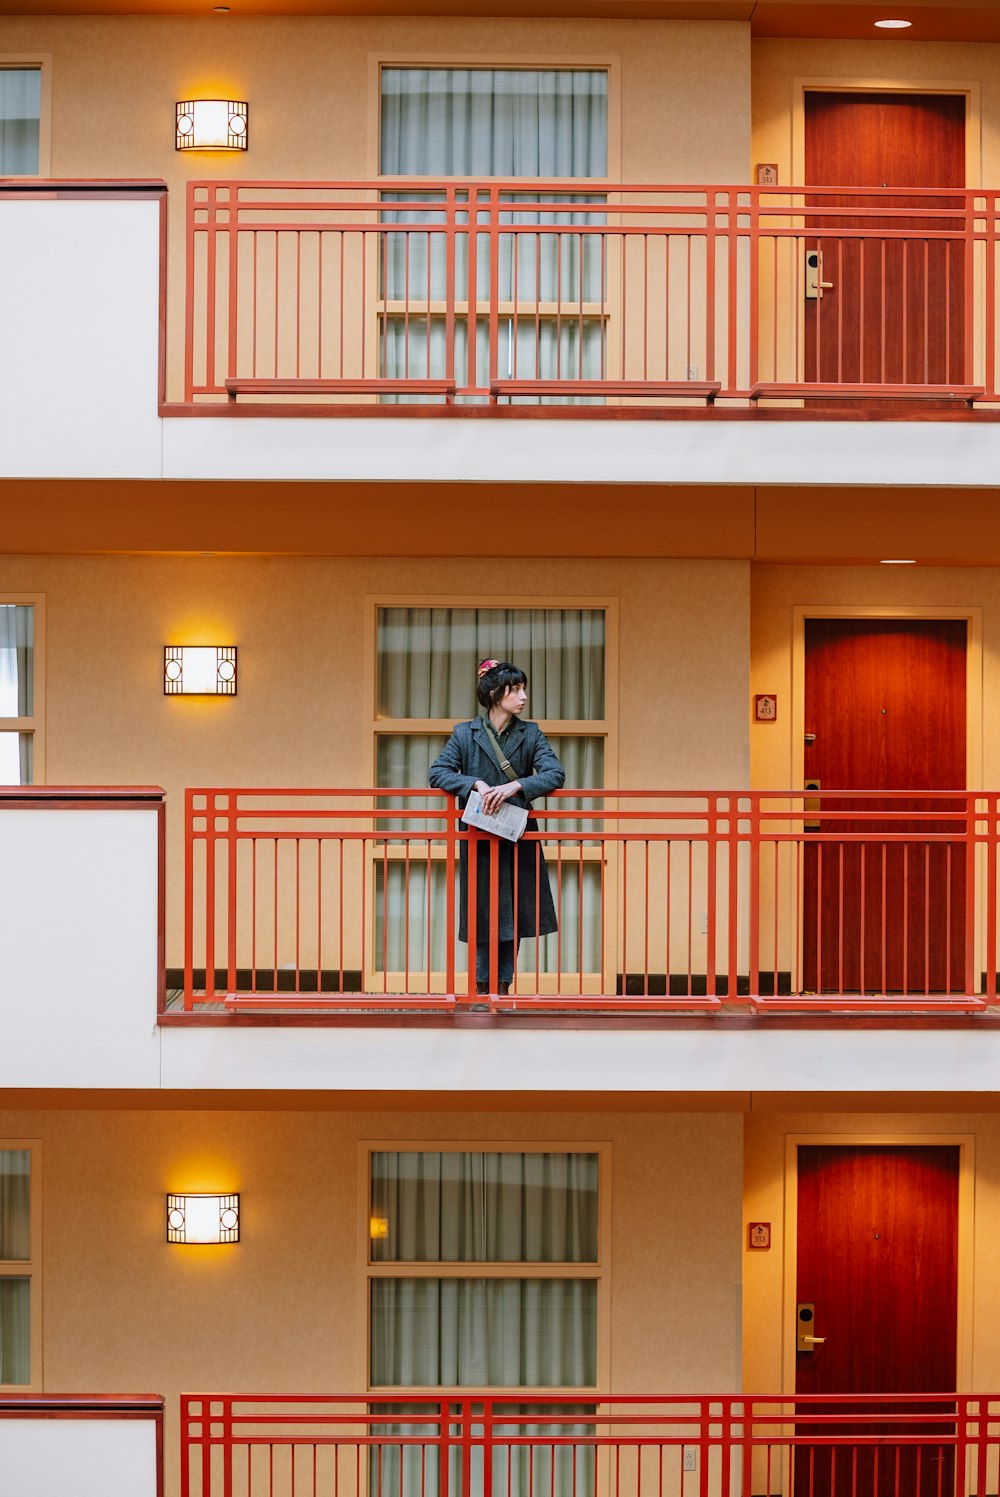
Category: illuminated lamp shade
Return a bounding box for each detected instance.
[166,1193,240,1244]
[164,646,237,696]
[175,99,248,151]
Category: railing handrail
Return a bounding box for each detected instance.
[179,785,998,1015]
[184,178,1000,406]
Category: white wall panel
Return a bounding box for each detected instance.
[0,807,161,1087]
[159,1021,1000,1094]
[0,1418,158,1497]
[162,413,1000,488]
[0,198,162,478]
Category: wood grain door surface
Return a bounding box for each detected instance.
[796,1145,959,1497]
[802,618,967,993]
[804,92,966,392]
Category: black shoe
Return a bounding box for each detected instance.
[476,981,490,996]
[498,981,510,995]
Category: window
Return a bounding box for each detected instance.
[379,68,609,400]
[0,66,41,175]
[373,603,610,975]
[0,600,42,785]
[0,1145,39,1389]
[367,1148,603,1389]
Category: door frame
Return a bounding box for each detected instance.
[781,1132,975,1398]
[790,79,981,190]
[792,605,984,988]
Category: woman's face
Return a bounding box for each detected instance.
[497,681,528,715]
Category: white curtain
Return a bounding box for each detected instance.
[0,70,40,175]
[0,1150,31,1385]
[380,70,607,397]
[0,605,33,785]
[377,608,605,721]
[380,70,607,179]
[370,1151,597,1385]
[369,1152,597,1497]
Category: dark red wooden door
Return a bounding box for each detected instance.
[797,1145,959,1497]
[802,618,967,993]
[804,92,966,390]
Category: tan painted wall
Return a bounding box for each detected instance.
[0,552,751,956]
[0,14,750,398]
[0,1104,744,1491]
[752,37,1000,184]
[743,1109,1000,1396]
[750,563,1000,789]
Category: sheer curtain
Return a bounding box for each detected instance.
[0,70,40,175]
[380,70,608,396]
[0,1150,31,1385]
[369,1152,597,1497]
[378,607,605,722]
[0,605,34,785]
[375,610,605,974]
[370,1151,597,1385]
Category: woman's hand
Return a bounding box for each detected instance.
[481,781,522,815]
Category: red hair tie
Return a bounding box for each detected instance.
[477,658,500,678]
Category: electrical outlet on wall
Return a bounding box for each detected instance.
[683,1449,697,1472]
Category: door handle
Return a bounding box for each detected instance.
[797,1302,825,1351]
[805,250,835,300]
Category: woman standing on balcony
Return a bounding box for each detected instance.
[429,659,564,996]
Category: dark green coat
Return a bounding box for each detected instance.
[428,718,565,943]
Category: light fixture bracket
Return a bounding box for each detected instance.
[164,645,238,696]
[166,1193,240,1244]
[176,99,248,151]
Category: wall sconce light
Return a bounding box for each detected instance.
[176,99,249,151]
[166,1193,240,1244]
[164,646,237,696]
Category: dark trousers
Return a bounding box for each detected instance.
[476,939,515,987]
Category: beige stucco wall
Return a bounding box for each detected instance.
[0,1103,744,1491]
[743,1109,1000,1397]
[752,37,1000,184]
[0,551,751,958]
[750,563,1000,790]
[0,14,750,398]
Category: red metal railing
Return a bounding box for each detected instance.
[180,1392,1000,1497]
[184,180,1000,407]
[183,788,1000,1015]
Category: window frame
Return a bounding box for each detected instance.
[0,57,52,178]
[359,1140,611,1397]
[370,58,620,399]
[0,594,45,786]
[364,594,617,990]
[0,1140,42,1392]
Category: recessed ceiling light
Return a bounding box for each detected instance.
[880,558,917,564]
[213,5,230,11]
[874,18,912,27]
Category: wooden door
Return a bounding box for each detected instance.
[804,92,966,391]
[802,618,967,994]
[796,1145,959,1497]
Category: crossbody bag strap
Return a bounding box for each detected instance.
[480,720,520,784]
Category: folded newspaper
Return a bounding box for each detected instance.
[461,788,528,842]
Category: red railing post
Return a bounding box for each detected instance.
[184,789,196,1010]
[444,792,457,999]
[227,792,239,996]
[204,792,217,1002]
[460,1396,473,1497]
[465,826,479,999]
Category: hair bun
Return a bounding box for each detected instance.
[477,658,501,677]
